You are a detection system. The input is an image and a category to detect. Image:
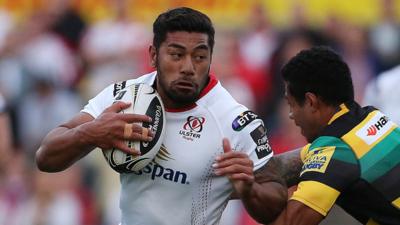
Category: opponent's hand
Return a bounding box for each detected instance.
[82,101,153,155]
[214,138,255,198]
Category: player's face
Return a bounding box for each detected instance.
[151,31,211,108]
[285,85,320,143]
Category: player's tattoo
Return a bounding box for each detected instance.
[255,149,303,187]
[274,149,303,187]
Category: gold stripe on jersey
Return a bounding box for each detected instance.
[328,103,349,125]
[342,111,378,158]
[300,144,311,161]
[366,218,380,225]
[291,181,340,216]
[392,197,400,209]
[341,111,397,159]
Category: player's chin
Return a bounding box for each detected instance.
[172,91,199,104]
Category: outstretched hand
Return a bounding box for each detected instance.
[214,138,255,198]
[83,101,153,155]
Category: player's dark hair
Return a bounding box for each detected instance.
[153,7,215,52]
[281,46,354,106]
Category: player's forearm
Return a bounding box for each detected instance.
[35,123,96,172]
[241,181,287,224]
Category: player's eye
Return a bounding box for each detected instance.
[170,53,183,60]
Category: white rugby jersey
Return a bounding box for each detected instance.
[82,71,273,225]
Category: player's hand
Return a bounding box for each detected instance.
[214,138,254,198]
[82,101,154,155]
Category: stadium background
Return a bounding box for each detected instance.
[0,0,399,225]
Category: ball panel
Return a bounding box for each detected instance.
[102,83,166,173]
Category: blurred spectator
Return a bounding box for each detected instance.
[369,0,400,72]
[237,3,277,114]
[0,9,80,94]
[268,99,306,154]
[363,65,400,124]
[80,0,151,99]
[17,78,82,155]
[47,0,87,87]
[336,23,378,103]
[0,151,31,225]
[265,29,329,130]
[0,93,12,175]
[2,162,97,225]
[212,30,256,110]
[48,0,87,52]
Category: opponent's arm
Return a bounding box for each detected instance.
[214,139,288,224]
[268,200,324,225]
[36,102,152,172]
[264,148,303,187]
[265,149,325,225]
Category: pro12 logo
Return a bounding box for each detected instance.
[250,125,272,159]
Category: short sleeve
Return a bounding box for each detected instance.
[232,113,273,171]
[81,81,128,118]
[290,136,359,216]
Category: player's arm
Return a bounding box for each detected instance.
[214,139,288,224]
[255,148,303,188]
[0,109,12,171]
[269,142,357,225]
[268,200,324,225]
[36,102,152,172]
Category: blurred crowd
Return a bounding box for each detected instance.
[0,0,399,225]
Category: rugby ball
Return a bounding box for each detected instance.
[103,83,166,173]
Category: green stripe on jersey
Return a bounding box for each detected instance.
[360,129,400,182]
[312,136,358,164]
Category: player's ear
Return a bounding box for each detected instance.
[304,92,319,112]
[149,45,157,68]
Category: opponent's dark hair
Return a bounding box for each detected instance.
[281,46,354,106]
[153,7,215,52]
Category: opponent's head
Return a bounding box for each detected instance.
[281,46,354,142]
[150,7,215,108]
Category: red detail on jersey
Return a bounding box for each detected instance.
[183,116,205,132]
[367,125,377,136]
[165,75,218,112]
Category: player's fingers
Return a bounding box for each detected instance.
[222,138,232,153]
[130,124,153,140]
[213,157,253,168]
[229,173,255,182]
[216,151,248,162]
[124,123,133,139]
[214,164,253,176]
[104,101,131,113]
[114,141,141,155]
[128,129,153,142]
[119,113,152,123]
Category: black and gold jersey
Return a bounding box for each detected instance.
[291,101,400,225]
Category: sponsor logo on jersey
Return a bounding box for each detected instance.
[179,116,205,141]
[232,111,259,131]
[250,125,272,159]
[301,147,334,176]
[132,161,189,185]
[356,112,395,145]
[113,81,127,97]
[142,103,163,150]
